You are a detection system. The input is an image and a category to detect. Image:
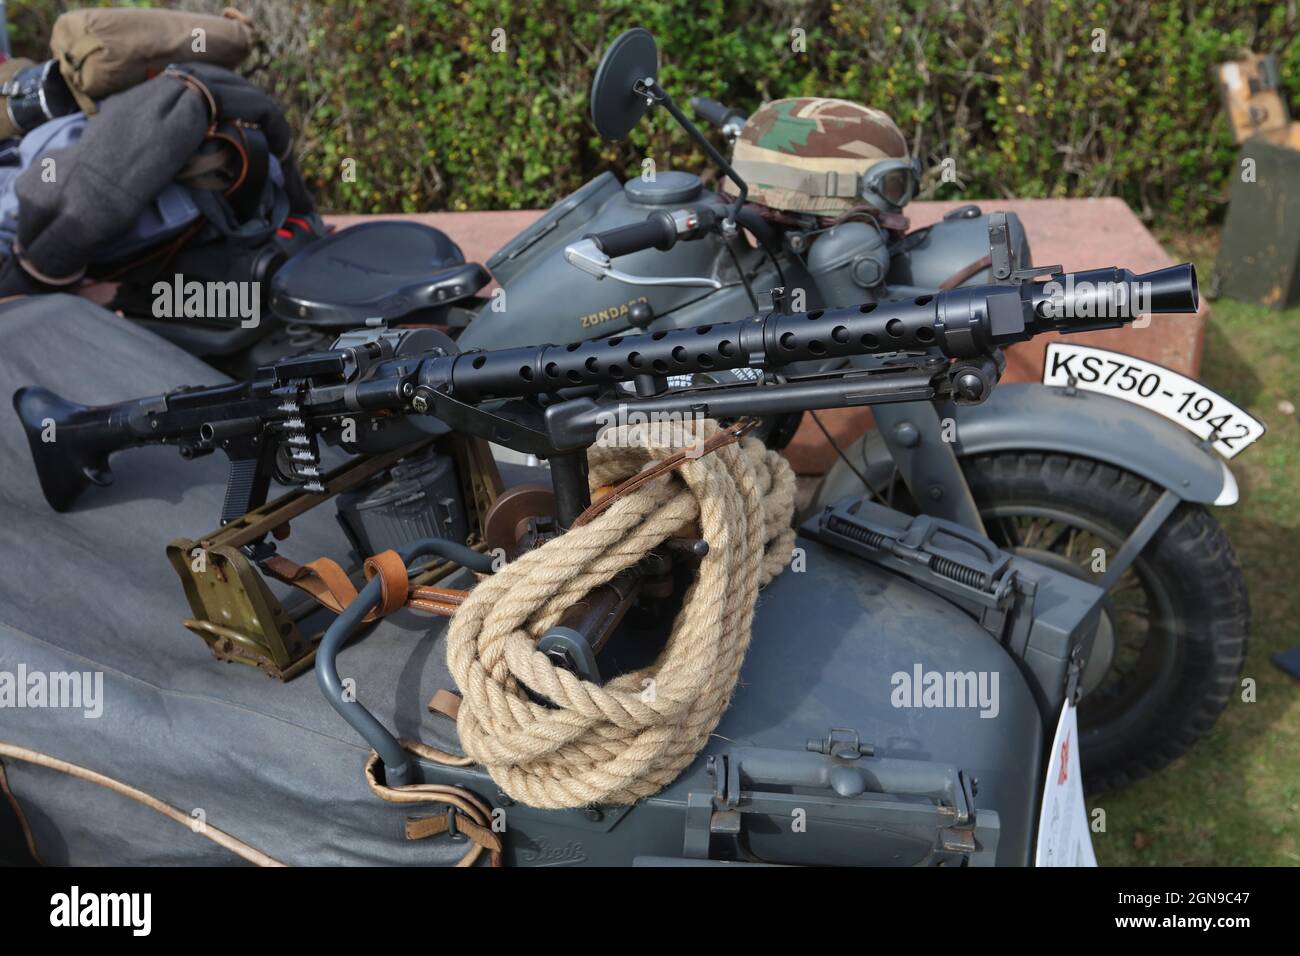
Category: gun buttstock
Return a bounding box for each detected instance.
[12,386,117,512]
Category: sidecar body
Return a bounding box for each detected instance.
[0,295,1080,866]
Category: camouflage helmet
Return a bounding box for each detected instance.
[732,98,918,215]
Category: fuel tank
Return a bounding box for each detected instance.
[461,171,776,349]
[887,208,1032,293]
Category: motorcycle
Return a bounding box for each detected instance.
[116,27,1247,793]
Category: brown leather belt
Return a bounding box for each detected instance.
[261,551,468,620]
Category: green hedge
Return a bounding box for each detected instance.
[9,0,1300,224]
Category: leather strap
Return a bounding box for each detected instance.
[12,239,84,286]
[405,812,501,854]
[940,254,994,291]
[262,554,363,615]
[364,550,409,617]
[571,420,755,528]
[164,67,218,127]
[407,587,466,617]
[825,203,910,235]
[363,752,501,866]
[262,552,469,621]
[734,197,909,237]
[428,689,462,720]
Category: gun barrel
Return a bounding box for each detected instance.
[1021,263,1199,333]
[423,264,1197,402]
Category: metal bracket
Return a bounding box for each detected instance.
[871,399,987,531]
[419,385,558,457]
[987,210,1062,286]
[1010,264,1065,285]
[165,437,500,680]
[805,728,874,759]
[1096,488,1181,592]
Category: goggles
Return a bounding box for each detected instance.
[860,157,922,208]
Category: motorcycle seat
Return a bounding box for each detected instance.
[270,220,490,328]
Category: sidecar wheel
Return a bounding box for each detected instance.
[961,451,1249,794]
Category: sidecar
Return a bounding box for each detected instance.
[0,295,1096,866]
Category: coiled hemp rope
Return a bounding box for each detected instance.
[446,418,797,808]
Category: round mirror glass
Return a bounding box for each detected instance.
[589,27,659,141]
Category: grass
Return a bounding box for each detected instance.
[1087,232,1300,866]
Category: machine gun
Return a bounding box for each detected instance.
[11,262,1198,746]
[14,264,1198,537]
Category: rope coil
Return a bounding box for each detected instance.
[446,418,797,809]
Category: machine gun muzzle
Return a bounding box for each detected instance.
[1021,263,1198,330]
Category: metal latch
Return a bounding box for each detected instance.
[682,736,997,864]
[805,727,874,759]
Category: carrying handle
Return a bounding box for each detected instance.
[315,538,495,788]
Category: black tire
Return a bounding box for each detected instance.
[961,451,1249,793]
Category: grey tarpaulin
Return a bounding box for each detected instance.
[0,295,474,865]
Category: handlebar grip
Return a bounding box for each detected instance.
[586,217,677,259]
[691,96,745,130]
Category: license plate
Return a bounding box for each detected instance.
[1042,343,1265,459]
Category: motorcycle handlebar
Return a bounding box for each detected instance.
[586,217,678,258]
[691,96,746,130]
[584,205,721,259]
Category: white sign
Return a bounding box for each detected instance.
[1042,343,1265,459]
[1034,699,1097,867]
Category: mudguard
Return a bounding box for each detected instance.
[814,383,1235,514]
[951,383,1235,506]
